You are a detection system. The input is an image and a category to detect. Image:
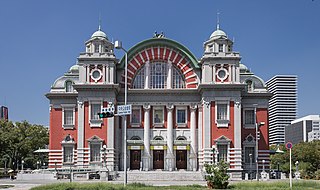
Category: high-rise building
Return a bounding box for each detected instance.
[46,23,272,180]
[0,106,8,121]
[266,75,297,145]
[286,115,320,144]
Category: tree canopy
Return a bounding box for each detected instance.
[0,120,48,171]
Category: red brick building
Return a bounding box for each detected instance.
[46,24,271,179]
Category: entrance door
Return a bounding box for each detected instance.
[176,150,187,169]
[130,150,141,170]
[153,150,164,169]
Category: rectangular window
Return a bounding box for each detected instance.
[217,104,228,120]
[63,146,73,163]
[219,44,223,52]
[217,144,228,162]
[154,109,164,124]
[245,110,255,125]
[244,147,255,164]
[131,109,141,124]
[177,109,186,124]
[91,103,101,120]
[94,44,99,53]
[90,143,101,162]
[64,110,73,125]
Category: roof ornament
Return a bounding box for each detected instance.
[217,11,220,30]
[98,13,102,31]
[153,31,165,38]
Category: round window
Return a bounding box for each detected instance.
[92,70,101,80]
[218,70,226,79]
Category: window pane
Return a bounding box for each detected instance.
[154,109,163,123]
[91,104,101,120]
[172,67,185,89]
[90,144,101,162]
[217,104,228,120]
[64,110,73,125]
[217,144,227,162]
[245,147,255,163]
[177,109,186,124]
[66,81,73,92]
[133,67,145,89]
[131,109,140,124]
[245,110,255,125]
[150,62,167,89]
[63,147,73,163]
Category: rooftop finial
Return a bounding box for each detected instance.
[98,13,101,31]
[217,11,220,30]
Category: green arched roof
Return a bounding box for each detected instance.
[118,37,200,69]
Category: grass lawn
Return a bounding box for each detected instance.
[30,180,320,190]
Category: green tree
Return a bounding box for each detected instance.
[204,161,229,189]
[0,120,48,171]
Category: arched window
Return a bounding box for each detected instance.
[246,80,253,92]
[132,62,185,89]
[172,66,185,89]
[176,136,187,141]
[133,67,145,89]
[150,62,167,89]
[153,136,164,140]
[65,81,73,92]
[131,136,141,140]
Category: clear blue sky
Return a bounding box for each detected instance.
[0,0,319,126]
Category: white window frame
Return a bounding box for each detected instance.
[243,108,256,129]
[243,134,256,166]
[65,81,73,93]
[61,104,75,129]
[89,142,102,163]
[216,68,229,82]
[153,106,164,128]
[215,101,230,128]
[176,106,187,128]
[63,145,74,164]
[89,100,103,128]
[131,107,141,127]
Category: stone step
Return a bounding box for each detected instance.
[114,171,205,181]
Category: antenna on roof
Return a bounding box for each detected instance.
[217,11,220,30]
[98,12,101,31]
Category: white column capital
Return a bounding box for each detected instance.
[143,103,151,111]
[190,103,197,111]
[166,103,174,111]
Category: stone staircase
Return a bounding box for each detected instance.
[114,170,205,182]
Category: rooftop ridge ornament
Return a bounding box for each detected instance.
[153,31,165,38]
[217,11,220,30]
[98,12,101,31]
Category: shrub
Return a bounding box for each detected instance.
[204,161,229,189]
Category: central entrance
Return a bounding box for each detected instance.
[176,150,187,169]
[153,150,164,169]
[130,150,141,170]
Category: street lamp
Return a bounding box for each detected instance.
[249,153,253,180]
[21,160,24,173]
[295,161,299,179]
[36,161,40,170]
[254,103,265,181]
[115,40,128,186]
[262,159,265,172]
[276,145,284,179]
[102,145,107,169]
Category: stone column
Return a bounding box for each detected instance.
[166,104,175,171]
[107,116,115,171]
[190,104,197,171]
[202,98,212,165]
[109,65,114,84]
[143,104,151,171]
[232,98,243,180]
[212,65,216,83]
[77,99,84,167]
[144,61,150,89]
[167,62,172,89]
